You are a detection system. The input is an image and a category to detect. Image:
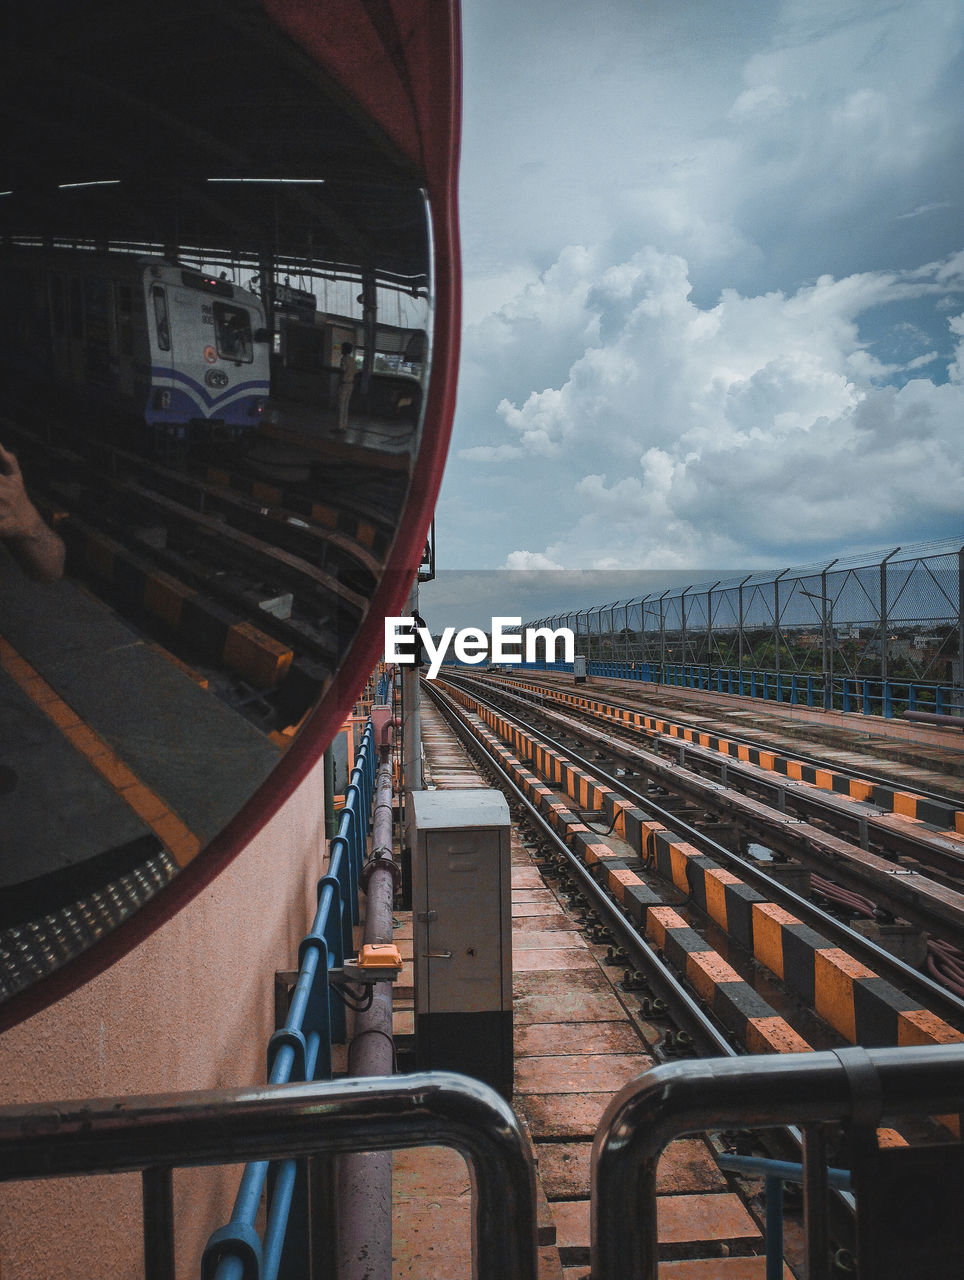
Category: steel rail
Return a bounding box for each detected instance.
[439,673,964,1029]
[497,669,964,810]
[425,678,865,1253]
[423,679,735,1059]
[492,672,964,881]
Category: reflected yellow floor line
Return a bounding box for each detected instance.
[0,635,201,867]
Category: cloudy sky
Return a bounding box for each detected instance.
[425,0,964,621]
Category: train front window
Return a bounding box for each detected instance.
[152,286,171,352]
[213,302,253,363]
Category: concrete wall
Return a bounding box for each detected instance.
[0,755,328,1279]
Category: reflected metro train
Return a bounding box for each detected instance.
[0,246,271,446]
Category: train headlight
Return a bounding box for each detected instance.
[152,389,171,409]
[249,397,266,417]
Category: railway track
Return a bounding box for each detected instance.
[446,672,964,952]
[1,407,401,732]
[405,671,964,1272]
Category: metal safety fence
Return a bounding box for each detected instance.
[527,538,964,718]
[206,672,390,1280]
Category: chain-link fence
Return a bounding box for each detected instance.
[527,539,964,717]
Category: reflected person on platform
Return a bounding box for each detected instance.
[0,444,65,584]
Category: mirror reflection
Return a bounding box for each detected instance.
[0,2,431,1000]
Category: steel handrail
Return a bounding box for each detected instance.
[590,1042,964,1280]
[211,671,390,1279]
[0,1072,539,1280]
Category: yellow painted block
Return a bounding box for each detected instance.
[703,869,737,932]
[746,1017,812,1055]
[311,503,339,528]
[686,951,741,1004]
[892,792,918,818]
[814,949,875,1043]
[223,622,294,688]
[751,903,800,981]
[897,1008,964,1047]
[144,572,192,627]
[645,906,688,949]
[252,481,282,505]
[669,841,702,893]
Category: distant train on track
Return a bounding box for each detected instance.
[0,246,271,446]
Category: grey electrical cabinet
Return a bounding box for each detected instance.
[410,789,513,1098]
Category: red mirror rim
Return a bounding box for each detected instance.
[0,0,462,1032]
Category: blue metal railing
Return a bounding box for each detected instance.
[516,660,960,721]
[205,672,390,1280]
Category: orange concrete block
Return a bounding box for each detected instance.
[251,480,282,505]
[892,791,918,818]
[815,768,834,789]
[758,751,777,769]
[849,779,874,802]
[144,571,192,627]
[897,1007,964,1047]
[786,759,803,780]
[745,1017,812,1055]
[607,867,643,901]
[703,868,742,933]
[685,951,742,1004]
[310,503,338,528]
[876,1128,908,1147]
[669,841,703,894]
[751,903,801,981]
[646,906,689,950]
[814,948,876,1043]
[223,622,294,688]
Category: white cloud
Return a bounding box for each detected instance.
[451,246,964,567]
[440,0,964,574]
[502,550,566,570]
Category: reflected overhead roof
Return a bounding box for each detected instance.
[0,0,429,286]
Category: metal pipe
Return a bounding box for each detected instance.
[338,748,398,1280]
[802,1124,831,1280]
[0,1074,539,1280]
[591,1043,964,1280]
[902,710,964,729]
